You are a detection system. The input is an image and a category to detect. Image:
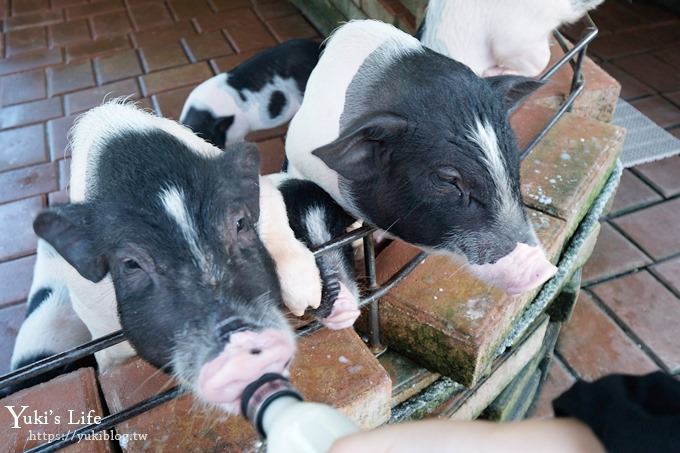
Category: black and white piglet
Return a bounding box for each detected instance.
[180,39,321,147]
[418,0,603,77]
[286,20,557,295]
[8,102,326,414]
[273,175,361,330]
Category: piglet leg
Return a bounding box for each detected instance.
[258,177,322,316]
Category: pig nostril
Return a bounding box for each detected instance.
[250,348,262,355]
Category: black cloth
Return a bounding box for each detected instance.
[553,372,680,453]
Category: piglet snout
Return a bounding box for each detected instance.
[197,329,295,414]
[469,243,557,295]
[321,283,360,330]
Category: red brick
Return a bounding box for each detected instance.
[0,124,47,172]
[140,62,212,95]
[558,292,659,380]
[227,19,277,52]
[196,7,258,33]
[49,18,91,46]
[6,26,48,56]
[169,0,213,20]
[64,78,140,114]
[211,0,251,11]
[630,95,680,129]
[652,257,680,296]
[91,10,133,38]
[48,189,70,205]
[614,197,680,260]
[0,303,26,375]
[0,367,112,452]
[4,10,63,31]
[65,0,123,19]
[132,21,197,47]
[13,0,50,15]
[58,158,71,190]
[254,0,299,19]
[1,68,46,106]
[140,41,189,72]
[0,97,63,129]
[0,197,44,261]
[614,54,680,95]
[94,49,142,84]
[183,30,234,62]
[0,48,62,76]
[245,123,288,142]
[634,155,680,198]
[47,60,95,95]
[0,162,57,205]
[66,34,131,61]
[600,62,654,100]
[47,114,77,160]
[128,2,173,30]
[655,45,680,71]
[211,49,259,72]
[52,0,87,8]
[258,137,285,175]
[592,271,680,373]
[0,255,36,309]
[610,169,662,215]
[152,85,193,120]
[582,222,652,285]
[531,358,575,418]
[590,23,680,60]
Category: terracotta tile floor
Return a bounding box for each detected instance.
[537,0,680,417]
[0,0,678,422]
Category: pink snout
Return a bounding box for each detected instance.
[321,283,360,330]
[469,243,557,295]
[197,329,295,414]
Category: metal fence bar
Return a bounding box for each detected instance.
[1,13,598,452]
[0,331,125,392]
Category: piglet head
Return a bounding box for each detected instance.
[312,52,555,295]
[34,104,295,414]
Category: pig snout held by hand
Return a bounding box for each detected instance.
[21,101,298,414]
[419,0,604,77]
[180,39,321,148]
[274,176,361,329]
[285,20,557,296]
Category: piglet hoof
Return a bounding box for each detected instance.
[278,244,322,317]
[321,283,360,330]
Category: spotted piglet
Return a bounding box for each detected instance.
[7,102,322,414]
[180,39,321,148]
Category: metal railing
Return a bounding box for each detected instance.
[0,15,598,452]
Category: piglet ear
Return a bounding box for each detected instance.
[486,75,544,112]
[33,204,109,283]
[228,142,261,179]
[312,113,408,181]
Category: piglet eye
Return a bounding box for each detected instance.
[123,258,141,270]
[236,217,245,233]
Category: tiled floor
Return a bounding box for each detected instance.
[0,0,678,422]
[536,0,680,416]
[0,0,318,376]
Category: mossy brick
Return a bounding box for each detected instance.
[0,368,112,453]
[483,343,545,421]
[330,0,367,20]
[98,329,390,450]
[518,108,625,236]
[378,349,440,406]
[433,317,549,419]
[375,209,566,386]
[528,39,621,122]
